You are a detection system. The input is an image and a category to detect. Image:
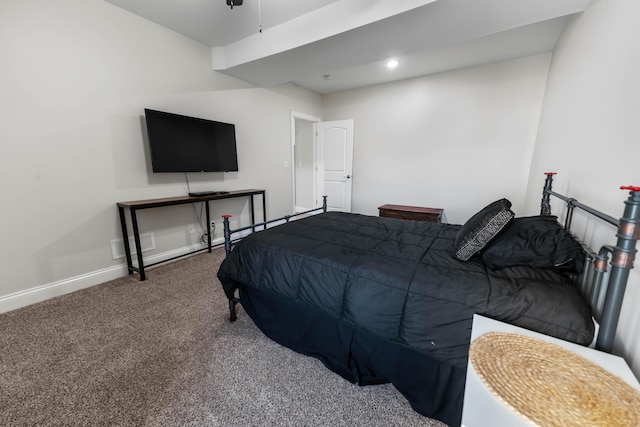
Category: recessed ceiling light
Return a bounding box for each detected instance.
[386,59,399,69]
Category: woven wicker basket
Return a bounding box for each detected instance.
[469,332,640,427]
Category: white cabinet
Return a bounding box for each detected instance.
[461,315,640,427]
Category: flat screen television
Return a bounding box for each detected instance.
[144,108,239,173]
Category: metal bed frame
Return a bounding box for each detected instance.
[221,196,328,321]
[220,176,639,353]
[540,172,640,352]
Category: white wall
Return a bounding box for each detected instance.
[524,0,640,376]
[0,0,322,308]
[322,54,551,224]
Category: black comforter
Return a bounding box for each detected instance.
[217,212,594,426]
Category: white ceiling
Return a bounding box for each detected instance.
[104,0,592,94]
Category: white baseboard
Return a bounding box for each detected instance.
[0,240,225,315]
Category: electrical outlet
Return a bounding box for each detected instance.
[188,224,195,234]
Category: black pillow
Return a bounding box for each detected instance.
[482,215,585,273]
[454,198,515,261]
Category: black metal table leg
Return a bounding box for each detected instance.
[131,208,146,281]
[118,206,134,275]
[205,201,212,253]
[249,195,255,232]
[262,192,267,225]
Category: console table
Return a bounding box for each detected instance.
[117,189,265,280]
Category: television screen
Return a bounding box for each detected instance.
[144,109,239,173]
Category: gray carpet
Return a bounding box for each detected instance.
[0,249,446,426]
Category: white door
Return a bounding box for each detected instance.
[314,120,354,212]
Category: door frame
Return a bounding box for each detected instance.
[290,111,321,213]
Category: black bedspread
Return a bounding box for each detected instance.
[217,211,594,426]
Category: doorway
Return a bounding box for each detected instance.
[291,112,354,213]
[291,112,320,213]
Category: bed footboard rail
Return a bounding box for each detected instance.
[221,196,328,322]
[222,196,328,255]
[541,173,640,353]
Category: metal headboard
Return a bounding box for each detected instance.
[540,172,640,353]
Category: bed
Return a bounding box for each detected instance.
[216,174,640,426]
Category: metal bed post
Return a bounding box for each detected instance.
[222,215,239,321]
[222,215,232,256]
[540,172,556,216]
[540,172,578,228]
[596,186,640,352]
[591,246,614,312]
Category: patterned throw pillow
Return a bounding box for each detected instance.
[454,198,515,261]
